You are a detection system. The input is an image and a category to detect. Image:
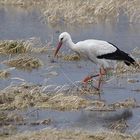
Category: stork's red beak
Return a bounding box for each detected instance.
[54,41,62,57]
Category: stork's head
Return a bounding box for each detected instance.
[54,32,71,57]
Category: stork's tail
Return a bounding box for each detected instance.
[124,55,139,67]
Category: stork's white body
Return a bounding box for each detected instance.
[55,32,136,88]
[64,38,117,68]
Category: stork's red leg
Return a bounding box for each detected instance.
[82,67,107,92]
[97,67,106,89]
[82,74,99,84]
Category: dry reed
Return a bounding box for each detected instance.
[4,55,43,71]
[0,40,31,55]
[109,98,139,109]
[108,119,129,133]
[85,98,139,111]
[0,84,49,110]
[115,60,140,75]
[63,54,80,61]
[42,0,140,25]
[0,70,10,79]
[36,93,92,111]
[1,128,139,140]
[0,39,51,55]
[132,47,140,56]
[0,0,46,6]
[0,83,139,111]
[0,0,140,25]
[0,84,92,111]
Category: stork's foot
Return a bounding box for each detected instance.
[82,74,100,84]
[82,76,93,84]
[81,74,101,91]
[81,79,101,93]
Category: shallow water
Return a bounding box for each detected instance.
[18,108,132,132]
[0,5,140,134]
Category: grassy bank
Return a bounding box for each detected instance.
[0,0,46,6]
[1,128,140,140]
[0,0,140,25]
[0,84,93,111]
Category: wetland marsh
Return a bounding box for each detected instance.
[0,1,140,139]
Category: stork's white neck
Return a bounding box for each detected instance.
[65,38,76,51]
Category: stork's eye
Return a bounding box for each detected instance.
[60,37,63,41]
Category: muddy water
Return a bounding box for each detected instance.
[0,6,140,133]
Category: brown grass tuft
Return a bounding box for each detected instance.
[109,98,138,109]
[0,70,10,79]
[0,84,48,110]
[4,55,43,71]
[115,60,140,75]
[1,128,139,140]
[108,119,129,133]
[63,54,80,61]
[0,84,92,111]
[0,0,140,25]
[0,40,32,55]
[41,0,140,25]
[36,93,91,111]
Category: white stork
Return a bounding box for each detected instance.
[54,32,136,90]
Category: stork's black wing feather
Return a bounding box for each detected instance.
[97,42,135,66]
